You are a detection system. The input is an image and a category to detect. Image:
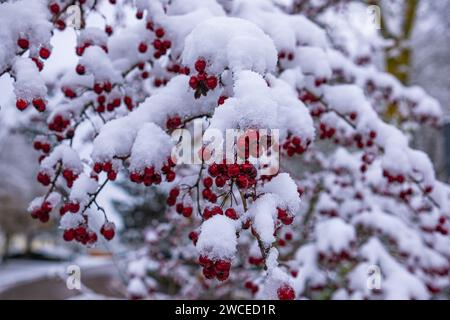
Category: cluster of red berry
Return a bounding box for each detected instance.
[199,255,232,281]
[93,161,118,181]
[207,162,257,190]
[33,139,51,154]
[152,29,171,59]
[30,201,52,223]
[353,130,377,149]
[166,63,190,75]
[248,256,264,266]
[189,59,218,98]
[37,171,52,186]
[62,168,79,188]
[76,40,108,56]
[63,226,98,245]
[319,122,336,140]
[299,90,320,104]
[60,201,80,215]
[278,51,294,61]
[166,187,194,218]
[16,97,47,112]
[382,169,406,184]
[48,114,70,133]
[277,231,293,247]
[129,158,176,186]
[277,207,294,225]
[282,135,310,157]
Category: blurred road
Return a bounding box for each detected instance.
[0,258,127,299]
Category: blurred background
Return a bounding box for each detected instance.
[0,0,449,299]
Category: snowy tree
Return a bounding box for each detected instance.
[0,130,48,258]
[0,0,449,299]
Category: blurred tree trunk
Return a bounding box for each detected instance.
[376,0,419,119]
[2,233,10,262]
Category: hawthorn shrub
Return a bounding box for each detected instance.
[0,0,449,299]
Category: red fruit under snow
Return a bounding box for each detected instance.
[206,76,218,90]
[16,99,28,111]
[76,64,85,75]
[63,229,75,242]
[138,42,148,53]
[32,98,46,112]
[277,284,295,300]
[49,2,60,15]
[155,28,165,38]
[225,208,238,220]
[17,38,29,50]
[39,47,51,59]
[195,59,206,73]
[101,222,116,240]
[189,76,198,89]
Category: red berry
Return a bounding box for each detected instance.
[236,175,248,189]
[215,260,231,272]
[138,42,148,53]
[202,266,216,279]
[206,76,218,90]
[277,208,288,220]
[63,229,75,241]
[17,38,29,50]
[103,81,112,92]
[105,25,113,36]
[199,255,212,266]
[16,98,28,111]
[281,215,294,225]
[169,187,180,198]
[218,96,227,105]
[31,57,44,71]
[189,76,198,89]
[55,19,66,30]
[215,175,226,188]
[225,208,238,220]
[49,2,60,15]
[195,59,206,73]
[76,64,85,75]
[32,98,46,112]
[176,203,184,214]
[216,271,229,281]
[424,185,433,194]
[182,206,193,218]
[188,231,198,244]
[93,83,103,94]
[167,196,176,206]
[39,47,51,59]
[107,171,117,181]
[203,177,213,188]
[69,202,80,213]
[277,284,295,300]
[227,164,240,177]
[100,222,116,240]
[63,87,76,98]
[163,40,171,49]
[39,212,50,223]
[155,28,165,38]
